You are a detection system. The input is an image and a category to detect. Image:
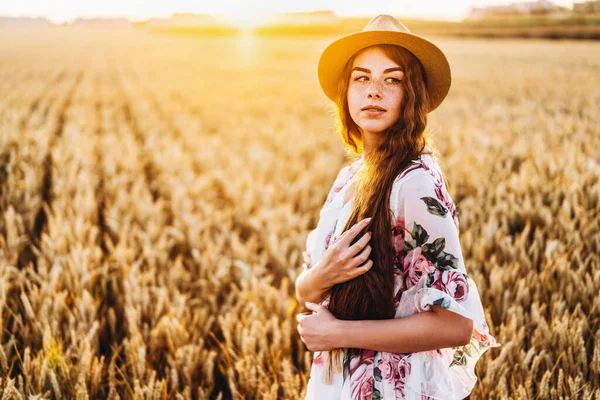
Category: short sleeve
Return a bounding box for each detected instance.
[391,171,501,399]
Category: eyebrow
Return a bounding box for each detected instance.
[351,67,404,74]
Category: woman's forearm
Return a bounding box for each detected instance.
[295,266,331,306]
[334,306,473,353]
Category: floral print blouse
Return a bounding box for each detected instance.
[301,146,500,399]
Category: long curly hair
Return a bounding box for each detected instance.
[322,43,435,383]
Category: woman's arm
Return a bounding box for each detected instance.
[334,305,473,353]
[295,267,332,305]
[332,305,473,353]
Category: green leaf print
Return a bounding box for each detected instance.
[420,196,448,217]
[422,237,446,260]
[436,250,459,270]
[342,349,352,384]
[463,343,477,357]
[374,366,382,382]
[411,222,429,246]
[450,349,467,367]
[425,272,435,286]
[373,351,384,398]
[432,297,451,309]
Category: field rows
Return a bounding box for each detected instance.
[0,26,599,398]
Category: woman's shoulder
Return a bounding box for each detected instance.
[390,151,460,227]
[390,169,436,210]
[323,156,364,207]
[389,152,448,209]
[393,152,441,190]
[333,156,364,184]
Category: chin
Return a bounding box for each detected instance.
[359,122,390,134]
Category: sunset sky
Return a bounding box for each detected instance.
[0,0,576,24]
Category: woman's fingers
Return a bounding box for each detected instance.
[360,260,374,273]
[339,217,371,246]
[296,312,311,323]
[352,259,373,278]
[348,231,371,256]
[350,243,372,268]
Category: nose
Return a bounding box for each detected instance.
[367,80,382,99]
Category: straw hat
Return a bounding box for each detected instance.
[317,14,451,112]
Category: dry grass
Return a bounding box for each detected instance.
[0,26,598,399]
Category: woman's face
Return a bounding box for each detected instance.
[347,46,404,138]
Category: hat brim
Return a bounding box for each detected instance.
[318,30,451,112]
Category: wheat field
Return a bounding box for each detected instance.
[0,25,599,399]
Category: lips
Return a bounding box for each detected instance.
[362,105,386,111]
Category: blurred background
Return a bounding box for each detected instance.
[0,0,598,399]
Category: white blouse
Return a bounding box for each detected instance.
[301,147,500,399]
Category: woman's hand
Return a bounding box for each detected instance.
[296,302,342,352]
[314,217,374,287]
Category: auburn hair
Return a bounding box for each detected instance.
[322,44,438,382]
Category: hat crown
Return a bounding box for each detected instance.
[362,14,411,33]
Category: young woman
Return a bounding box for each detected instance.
[294,15,500,399]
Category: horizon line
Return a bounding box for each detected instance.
[0,10,477,25]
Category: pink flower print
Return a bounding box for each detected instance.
[349,350,374,400]
[392,354,411,398]
[392,216,406,265]
[430,270,469,302]
[395,354,411,382]
[394,264,405,287]
[434,182,456,220]
[479,333,490,345]
[393,285,404,310]
[420,159,441,182]
[379,352,395,381]
[324,231,334,250]
[393,266,405,307]
[404,247,436,287]
[324,165,356,207]
[396,162,423,182]
[313,351,326,367]
[353,373,373,400]
[391,216,406,237]
[325,186,342,207]
[395,386,406,400]
[349,350,374,375]
[474,330,499,347]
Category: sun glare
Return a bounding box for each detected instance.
[218,10,274,29]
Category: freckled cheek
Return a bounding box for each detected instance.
[347,89,362,113]
[388,91,404,115]
[347,86,403,116]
